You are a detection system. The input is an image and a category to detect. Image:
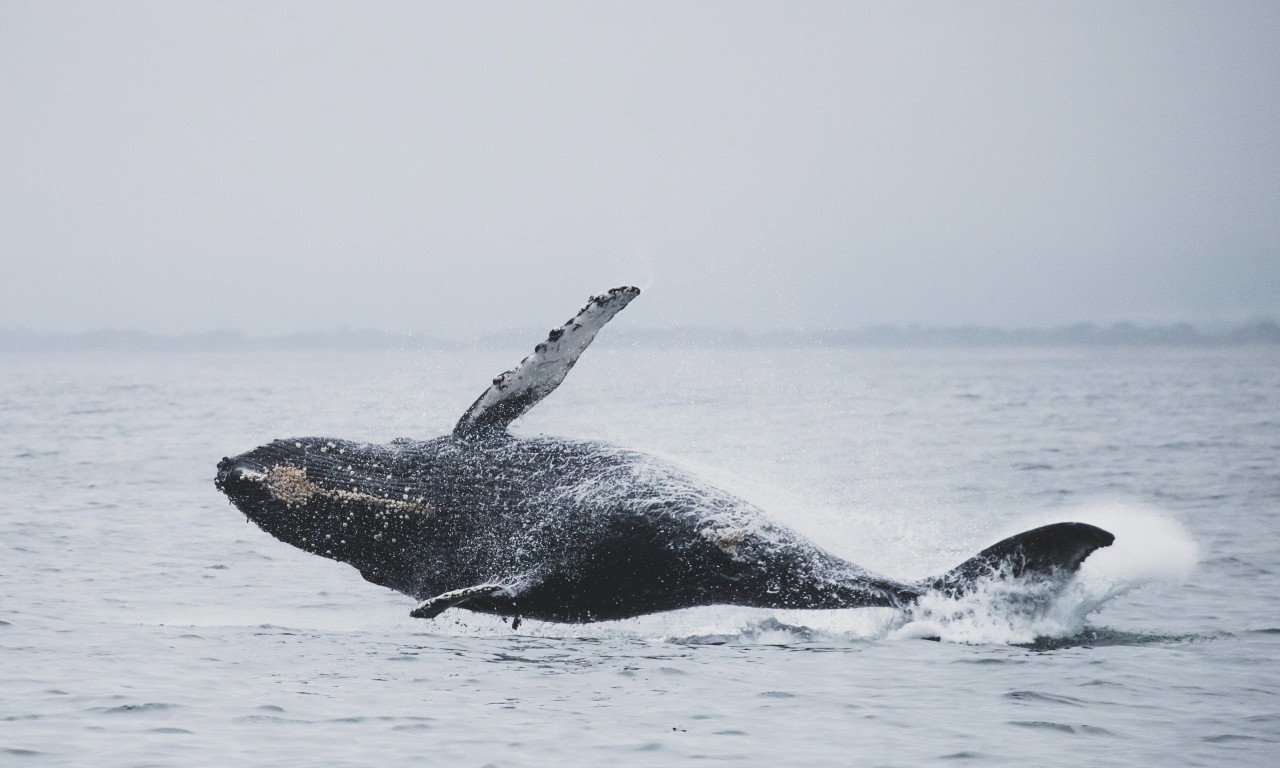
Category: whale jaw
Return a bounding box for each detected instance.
[214,440,438,597]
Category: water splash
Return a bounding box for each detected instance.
[891,504,1199,645]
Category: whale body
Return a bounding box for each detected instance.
[215,287,1114,624]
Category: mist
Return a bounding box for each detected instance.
[3,2,1277,336]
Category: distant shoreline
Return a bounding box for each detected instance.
[2,321,1277,352]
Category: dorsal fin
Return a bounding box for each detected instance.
[453,286,640,438]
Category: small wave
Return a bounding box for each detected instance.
[1201,734,1274,744]
[668,617,815,645]
[94,702,180,715]
[662,608,902,646]
[1004,690,1086,706]
[232,714,312,724]
[1009,721,1117,737]
[1017,627,1211,650]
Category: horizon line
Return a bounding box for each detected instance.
[2,319,1278,351]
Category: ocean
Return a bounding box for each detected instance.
[1,343,1277,766]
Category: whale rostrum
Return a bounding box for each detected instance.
[216,287,1114,624]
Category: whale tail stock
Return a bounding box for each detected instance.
[918,522,1114,598]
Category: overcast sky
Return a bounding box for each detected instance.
[2,2,1277,335]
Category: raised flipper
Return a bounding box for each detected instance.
[410,583,506,619]
[453,286,641,438]
[921,522,1114,598]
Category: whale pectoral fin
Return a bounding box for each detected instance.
[410,583,506,619]
[922,522,1115,598]
[453,286,640,438]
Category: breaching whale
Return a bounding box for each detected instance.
[215,287,1114,625]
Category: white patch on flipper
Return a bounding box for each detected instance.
[454,286,640,436]
[411,583,509,619]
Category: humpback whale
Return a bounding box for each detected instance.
[215,287,1114,624]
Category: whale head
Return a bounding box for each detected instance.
[216,438,437,594]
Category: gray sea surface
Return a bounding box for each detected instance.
[1,345,1277,766]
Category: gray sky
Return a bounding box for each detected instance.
[3,1,1278,335]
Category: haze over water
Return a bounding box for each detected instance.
[3,2,1278,335]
